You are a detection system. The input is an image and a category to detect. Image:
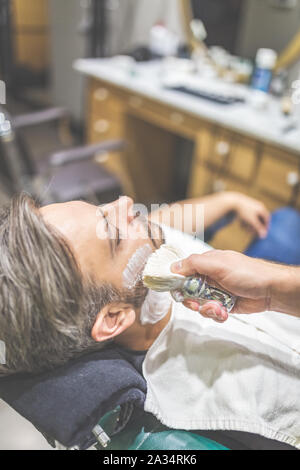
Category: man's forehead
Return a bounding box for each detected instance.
[41,200,94,215]
[40,200,108,240]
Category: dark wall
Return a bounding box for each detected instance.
[191,0,244,53]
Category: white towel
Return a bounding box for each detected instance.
[143,226,300,449]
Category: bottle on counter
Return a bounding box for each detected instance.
[149,22,180,58]
[251,48,278,93]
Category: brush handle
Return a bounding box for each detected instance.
[171,276,236,313]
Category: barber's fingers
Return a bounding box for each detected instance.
[184,297,265,320]
[184,300,228,323]
[171,252,225,279]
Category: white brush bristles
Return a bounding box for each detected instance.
[143,245,186,292]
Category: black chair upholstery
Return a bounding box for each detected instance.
[0,346,147,450]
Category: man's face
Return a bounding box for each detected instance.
[40,196,162,291]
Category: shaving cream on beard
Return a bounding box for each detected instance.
[140,289,171,326]
[123,244,153,290]
[123,244,171,325]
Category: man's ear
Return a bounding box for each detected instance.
[91,303,136,343]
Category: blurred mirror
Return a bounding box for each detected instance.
[189,0,300,61]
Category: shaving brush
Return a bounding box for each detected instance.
[143,245,236,313]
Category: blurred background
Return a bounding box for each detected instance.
[1,0,300,449]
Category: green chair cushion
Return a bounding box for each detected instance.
[99,408,228,451]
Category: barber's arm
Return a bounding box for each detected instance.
[171,251,300,321]
[149,192,270,238]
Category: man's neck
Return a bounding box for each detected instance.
[115,304,172,352]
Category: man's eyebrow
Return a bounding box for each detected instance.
[98,208,114,258]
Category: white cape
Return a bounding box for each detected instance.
[143,226,300,449]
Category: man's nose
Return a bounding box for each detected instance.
[108,196,135,226]
[119,196,135,223]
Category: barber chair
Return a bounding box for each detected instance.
[0,342,295,451]
[0,107,228,451]
[0,106,124,204]
[0,346,229,451]
[0,109,297,450]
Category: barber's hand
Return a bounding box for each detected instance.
[233,194,270,239]
[171,251,276,322]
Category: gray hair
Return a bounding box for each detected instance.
[0,194,121,376]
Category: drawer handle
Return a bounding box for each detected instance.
[287,172,299,187]
[170,112,184,125]
[216,141,230,157]
[94,152,109,164]
[213,180,227,192]
[94,88,109,101]
[94,119,110,134]
[129,96,143,108]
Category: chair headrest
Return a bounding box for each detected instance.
[0,346,147,449]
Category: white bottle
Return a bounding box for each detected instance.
[149,23,179,58]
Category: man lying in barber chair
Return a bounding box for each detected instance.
[0,191,299,450]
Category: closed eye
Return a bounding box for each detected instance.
[103,211,122,255]
[98,208,115,257]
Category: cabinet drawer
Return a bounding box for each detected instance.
[89,117,122,143]
[202,171,255,252]
[188,164,214,198]
[210,219,254,253]
[187,166,253,252]
[194,126,216,164]
[203,129,233,168]
[89,78,126,119]
[256,151,300,202]
[250,189,284,213]
[90,87,124,119]
[228,137,259,182]
[207,171,251,195]
[188,165,251,198]
[127,94,200,137]
[202,131,258,182]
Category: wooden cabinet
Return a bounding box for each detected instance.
[191,128,260,187]
[86,76,300,252]
[190,126,300,206]
[90,119,123,144]
[203,128,233,169]
[127,94,201,139]
[188,125,300,251]
[90,84,126,120]
[228,136,259,183]
[256,148,300,205]
[12,0,49,71]
[87,80,135,196]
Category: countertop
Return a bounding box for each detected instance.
[74,57,300,156]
